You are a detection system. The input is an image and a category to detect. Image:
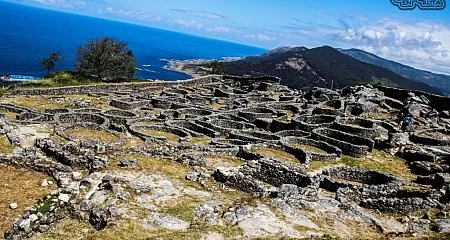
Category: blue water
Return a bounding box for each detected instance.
[0,2,266,80]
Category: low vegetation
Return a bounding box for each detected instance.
[15,71,141,89]
[0,136,14,153]
[65,128,120,144]
[141,129,180,142]
[0,165,52,235]
[190,136,211,145]
[110,154,189,180]
[203,154,244,168]
[309,149,415,180]
[292,144,327,154]
[251,147,301,165]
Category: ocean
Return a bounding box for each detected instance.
[0,1,266,80]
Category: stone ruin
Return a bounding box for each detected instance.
[1,75,450,239]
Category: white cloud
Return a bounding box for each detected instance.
[335,18,450,75]
[171,9,225,19]
[170,19,203,29]
[207,26,238,33]
[244,34,276,42]
[99,6,150,20]
[34,0,85,8]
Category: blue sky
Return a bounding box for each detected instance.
[4,0,450,74]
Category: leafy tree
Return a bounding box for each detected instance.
[41,51,61,75]
[210,61,225,74]
[76,37,136,80]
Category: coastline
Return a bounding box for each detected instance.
[164,57,242,78]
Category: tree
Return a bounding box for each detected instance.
[76,37,136,81]
[210,61,225,74]
[41,51,61,75]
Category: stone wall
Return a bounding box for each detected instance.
[12,76,219,96]
[376,86,450,111]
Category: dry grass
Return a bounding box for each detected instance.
[69,95,112,110]
[141,129,180,142]
[309,150,415,180]
[30,218,93,240]
[110,154,189,180]
[190,136,211,145]
[203,154,244,169]
[292,144,327,154]
[33,216,243,240]
[0,136,14,154]
[211,103,226,111]
[366,111,397,120]
[2,96,71,112]
[251,147,301,165]
[159,196,199,222]
[0,165,52,235]
[118,137,145,149]
[66,128,119,144]
[3,111,17,120]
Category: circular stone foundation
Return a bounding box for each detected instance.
[282,137,341,161]
[292,114,337,132]
[129,124,191,143]
[63,127,121,145]
[102,109,138,125]
[321,166,402,192]
[54,113,109,128]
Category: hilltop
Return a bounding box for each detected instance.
[339,48,450,95]
[221,46,441,94]
[0,75,450,239]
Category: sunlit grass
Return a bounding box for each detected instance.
[250,147,300,165]
[291,144,327,154]
[66,128,119,144]
[0,165,52,235]
[141,129,180,142]
[309,150,415,180]
[0,136,14,154]
[190,136,211,145]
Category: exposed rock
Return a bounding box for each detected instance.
[58,194,70,203]
[148,213,190,231]
[410,161,443,176]
[89,206,110,230]
[118,158,138,168]
[224,203,301,239]
[433,219,450,233]
[9,203,18,209]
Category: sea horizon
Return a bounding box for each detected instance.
[0,1,267,80]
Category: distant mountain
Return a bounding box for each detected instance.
[339,48,450,95]
[224,46,441,94]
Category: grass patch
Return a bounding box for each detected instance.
[3,96,72,112]
[141,129,180,142]
[110,154,189,180]
[365,111,397,120]
[190,136,211,145]
[292,144,327,154]
[0,165,52,235]
[0,136,14,154]
[309,150,415,180]
[251,147,300,165]
[203,154,244,168]
[15,71,141,89]
[35,218,243,240]
[2,111,17,120]
[118,137,144,149]
[159,197,199,222]
[66,128,119,144]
